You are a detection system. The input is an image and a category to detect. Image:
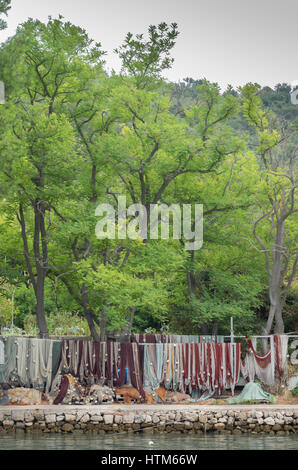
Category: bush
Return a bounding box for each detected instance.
[0,295,16,328]
[23,311,89,336]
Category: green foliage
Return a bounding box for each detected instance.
[0,294,13,327]
[115,22,179,85]
[23,310,89,336]
[0,17,296,338]
[0,0,10,30]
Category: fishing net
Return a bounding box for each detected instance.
[227,381,276,404]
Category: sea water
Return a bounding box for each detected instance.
[0,432,297,450]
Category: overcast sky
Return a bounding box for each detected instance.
[0,0,297,91]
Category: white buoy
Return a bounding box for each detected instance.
[148,441,154,446]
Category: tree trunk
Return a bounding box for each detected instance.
[201,323,209,335]
[212,322,218,336]
[120,306,136,336]
[80,283,101,341]
[99,308,107,342]
[35,276,49,338]
[84,308,101,342]
[34,201,49,338]
[265,291,284,334]
[274,301,284,334]
[18,202,49,338]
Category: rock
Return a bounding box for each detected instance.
[76,410,86,421]
[62,423,74,432]
[114,415,123,424]
[284,417,293,424]
[152,415,160,424]
[183,412,197,422]
[11,410,25,422]
[214,423,225,430]
[91,415,103,422]
[3,420,14,427]
[273,424,282,431]
[275,419,284,425]
[103,415,114,425]
[167,412,175,421]
[134,414,144,424]
[64,413,76,422]
[35,411,45,421]
[79,414,90,423]
[24,411,35,422]
[218,417,228,423]
[264,417,275,426]
[238,412,247,421]
[142,426,154,433]
[184,421,193,430]
[123,413,135,424]
[45,414,56,424]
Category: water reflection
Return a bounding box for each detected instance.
[0,433,297,450]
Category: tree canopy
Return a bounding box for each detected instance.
[0,15,297,339]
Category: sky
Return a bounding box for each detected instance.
[0,0,297,91]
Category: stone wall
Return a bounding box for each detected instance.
[0,406,297,435]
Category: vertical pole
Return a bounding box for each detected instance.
[230,317,234,344]
[11,288,15,329]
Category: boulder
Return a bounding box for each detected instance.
[264,417,275,426]
[103,414,114,425]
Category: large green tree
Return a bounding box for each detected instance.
[0,17,104,337]
[241,83,297,334]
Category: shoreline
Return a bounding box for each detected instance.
[1,404,298,435]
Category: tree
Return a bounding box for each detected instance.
[0,0,10,30]
[46,23,182,340]
[0,17,104,337]
[115,22,179,88]
[241,83,297,334]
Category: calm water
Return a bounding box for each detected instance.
[0,432,297,450]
